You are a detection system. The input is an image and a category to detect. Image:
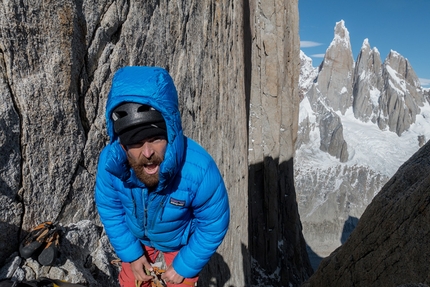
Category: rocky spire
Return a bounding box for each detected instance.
[316,20,354,114]
[302,20,352,162]
[352,39,383,122]
[377,50,425,135]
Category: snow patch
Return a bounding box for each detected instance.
[386,65,407,93]
[369,86,380,107]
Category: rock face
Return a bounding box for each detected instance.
[377,51,425,135]
[352,39,383,122]
[0,0,311,286]
[303,141,430,287]
[247,1,313,285]
[297,20,429,271]
[315,20,354,115]
[352,42,424,137]
[318,109,348,162]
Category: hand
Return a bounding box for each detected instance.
[161,265,184,284]
[130,254,153,282]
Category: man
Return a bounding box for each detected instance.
[95,66,230,287]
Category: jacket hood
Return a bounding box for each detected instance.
[105,66,185,189]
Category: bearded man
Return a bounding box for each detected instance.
[95,66,230,287]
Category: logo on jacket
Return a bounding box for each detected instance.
[170,197,186,207]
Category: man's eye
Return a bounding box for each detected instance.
[127,142,144,149]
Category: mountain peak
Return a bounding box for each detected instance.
[387,49,401,59]
[333,20,350,46]
[384,49,420,85]
[299,50,318,98]
[335,19,346,30]
[361,38,370,50]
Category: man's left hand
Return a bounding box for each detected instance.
[161,265,184,284]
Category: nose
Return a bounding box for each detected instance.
[141,141,154,158]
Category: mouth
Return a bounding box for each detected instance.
[143,162,159,175]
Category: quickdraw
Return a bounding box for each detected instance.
[136,266,166,287]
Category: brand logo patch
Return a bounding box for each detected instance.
[170,198,185,207]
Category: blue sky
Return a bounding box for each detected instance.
[299,0,430,88]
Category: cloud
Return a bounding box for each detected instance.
[311,54,326,58]
[419,78,430,87]
[300,41,323,48]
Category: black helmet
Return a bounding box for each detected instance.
[112,102,167,145]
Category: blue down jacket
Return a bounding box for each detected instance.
[95,66,230,278]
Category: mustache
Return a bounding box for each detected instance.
[128,153,163,167]
[127,153,161,189]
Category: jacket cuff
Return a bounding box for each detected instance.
[117,240,144,263]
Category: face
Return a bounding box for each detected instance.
[124,136,168,189]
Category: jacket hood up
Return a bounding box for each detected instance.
[105,66,185,190]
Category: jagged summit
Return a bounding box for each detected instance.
[388,49,400,57]
[331,20,351,49]
[384,49,421,88]
[360,38,380,55]
[304,22,425,136]
[361,38,370,49]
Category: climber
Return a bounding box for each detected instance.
[95,66,230,287]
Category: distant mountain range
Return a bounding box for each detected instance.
[295,20,430,269]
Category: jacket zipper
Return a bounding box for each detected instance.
[159,197,167,221]
[143,188,149,229]
[149,195,167,230]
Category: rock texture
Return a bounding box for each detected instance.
[303,141,430,287]
[247,1,313,285]
[352,39,383,122]
[0,0,311,286]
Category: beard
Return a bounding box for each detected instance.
[127,153,163,189]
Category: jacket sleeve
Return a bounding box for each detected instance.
[95,145,145,263]
[172,159,230,278]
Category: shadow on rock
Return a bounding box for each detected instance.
[198,252,232,287]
